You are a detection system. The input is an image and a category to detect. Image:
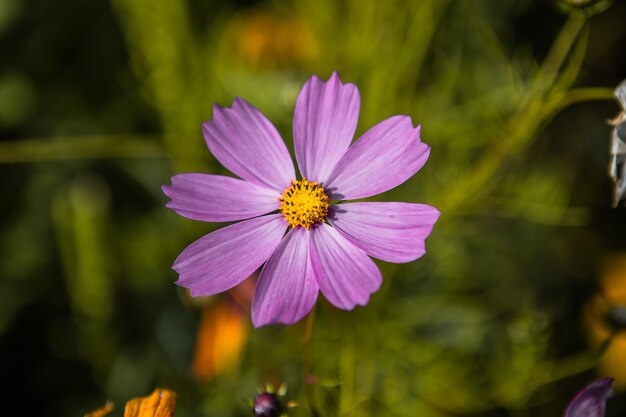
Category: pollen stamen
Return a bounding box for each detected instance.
[278,178,329,230]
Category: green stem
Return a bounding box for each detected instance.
[0,135,166,164]
[539,11,586,90]
[303,308,319,416]
[559,87,616,108]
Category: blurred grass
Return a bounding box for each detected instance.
[1,0,626,416]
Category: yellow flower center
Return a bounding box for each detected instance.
[278,178,329,230]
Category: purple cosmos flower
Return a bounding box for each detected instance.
[163,72,440,327]
[563,377,614,417]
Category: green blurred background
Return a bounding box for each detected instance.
[1,0,626,416]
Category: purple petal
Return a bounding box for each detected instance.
[325,115,430,200]
[203,98,295,191]
[293,72,360,183]
[162,173,280,222]
[251,227,319,327]
[564,378,614,417]
[309,223,382,310]
[328,202,440,263]
[173,214,287,297]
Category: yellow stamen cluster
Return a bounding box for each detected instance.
[279,178,329,230]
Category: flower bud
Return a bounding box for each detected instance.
[253,393,283,417]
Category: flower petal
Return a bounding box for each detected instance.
[564,377,614,417]
[325,115,430,200]
[252,227,319,327]
[309,223,382,310]
[293,72,360,183]
[203,98,295,191]
[328,202,440,263]
[173,214,287,296]
[163,174,280,222]
[124,389,177,417]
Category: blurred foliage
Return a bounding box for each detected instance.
[1,0,626,416]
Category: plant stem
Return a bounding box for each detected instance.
[559,87,616,108]
[303,308,319,416]
[0,135,166,164]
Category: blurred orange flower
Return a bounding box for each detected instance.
[583,254,626,390]
[124,389,177,417]
[223,10,318,68]
[85,389,176,417]
[192,297,249,382]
